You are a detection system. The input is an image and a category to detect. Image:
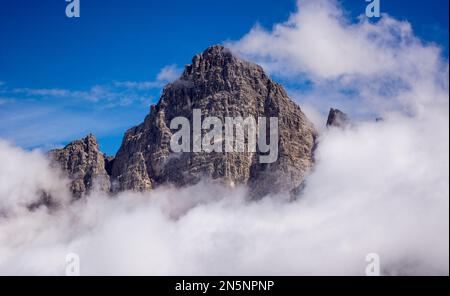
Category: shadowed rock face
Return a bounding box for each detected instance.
[49,134,110,199]
[326,108,349,128]
[111,45,317,197]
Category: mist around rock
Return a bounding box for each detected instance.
[0,106,448,275]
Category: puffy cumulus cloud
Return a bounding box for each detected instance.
[227,0,437,80]
[227,0,449,118]
[0,141,70,216]
[0,0,448,276]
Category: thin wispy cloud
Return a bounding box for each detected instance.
[156,64,183,82]
[114,64,183,90]
[113,80,162,90]
[4,64,181,107]
[13,87,100,102]
[0,64,182,150]
[0,98,11,106]
[12,84,146,106]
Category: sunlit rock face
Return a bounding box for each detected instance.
[111,45,317,197]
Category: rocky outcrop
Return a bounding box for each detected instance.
[49,134,110,199]
[111,45,317,197]
[326,108,349,128]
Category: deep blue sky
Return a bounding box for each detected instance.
[0,0,448,155]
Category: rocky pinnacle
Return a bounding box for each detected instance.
[326,108,350,128]
[49,134,110,199]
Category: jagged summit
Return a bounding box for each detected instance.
[50,46,318,198]
[168,45,271,101]
[181,45,263,80]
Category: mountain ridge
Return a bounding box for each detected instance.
[50,45,323,199]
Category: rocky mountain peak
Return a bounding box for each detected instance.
[51,46,318,199]
[49,134,110,199]
[111,46,317,197]
[326,108,349,128]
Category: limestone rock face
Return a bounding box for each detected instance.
[49,134,110,199]
[111,45,317,197]
[326,108,349,128]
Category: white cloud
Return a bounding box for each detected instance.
[114,64,183,90]
[13,85,127,104]
[0,113,448,275]
[156,64,183,82]
[0,141,70,216]
[227,0,449,118]
[228,0,420,79]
